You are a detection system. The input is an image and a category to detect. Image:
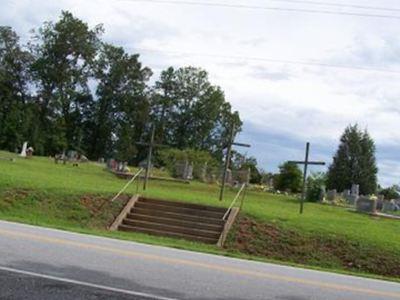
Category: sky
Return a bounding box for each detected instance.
[2,0,400,186]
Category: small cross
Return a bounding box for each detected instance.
[219,125,251,201]
[288,142,325,214]
[136,125,168,190]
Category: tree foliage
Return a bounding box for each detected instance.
[231,151,262,184]
[92,43,152,162]
[151,66,242,160]
[0,12,243,168]
[306,172,326,202]
[30,11,103,154]
[0,26,32,152]
[326,124,378,195]
[274,162,302,193]
[379,185,400,200]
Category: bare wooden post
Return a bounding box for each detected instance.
[219,125,251,201]
[143,125,155,191]
[136,124,168,191]
[219,126,234,201]
[300,142,310,214]
[289,142,325,214]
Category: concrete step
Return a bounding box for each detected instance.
[139,197,226,213]
[118,224,219,244]
[122,219,221,239]
[135,201,225,219]
[131,207,225,226]
[127,213,223,232]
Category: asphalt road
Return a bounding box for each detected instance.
[0,220,399,300]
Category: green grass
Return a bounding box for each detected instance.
[1,150,400,281]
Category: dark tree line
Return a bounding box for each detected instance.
[326,124,378,195]
[0,11,242,164]
[271,125,378,196]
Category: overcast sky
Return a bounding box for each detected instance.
[2,0,400,186]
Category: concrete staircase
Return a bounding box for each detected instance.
[116,197,228,244]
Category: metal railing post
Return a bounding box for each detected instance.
[222,183,246,221]
[110,168,144,203]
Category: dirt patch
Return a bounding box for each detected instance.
[80,194,129,215]
[79,194,130,228]
[1,188,34,204]
[225,216,400,277]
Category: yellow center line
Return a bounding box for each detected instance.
[0,228,399,299]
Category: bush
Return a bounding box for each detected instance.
[379,185,400,200]
[157,148,218,179]
[274,162,302,193]
[306,172,326,202]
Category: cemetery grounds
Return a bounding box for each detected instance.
[0,150,399,282]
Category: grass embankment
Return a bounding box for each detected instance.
[0,150,399,280]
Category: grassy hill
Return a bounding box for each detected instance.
[0,150,399,280]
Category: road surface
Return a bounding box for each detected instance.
[0,220,399,299]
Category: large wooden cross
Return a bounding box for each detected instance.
[288,142,325,214]
[136,125,167,191]
[219,125,251,201]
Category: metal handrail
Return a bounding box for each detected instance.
[222,183,246,221]
[111,168,144,202]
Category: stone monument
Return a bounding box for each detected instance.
[346,184,359,205]
[326,189,337,202]
[175,160,193,180]
[356,196,377,214]
[20,141,28,157]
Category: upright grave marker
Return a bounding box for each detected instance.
[289,142,325,214]
[219,125,251,201]
[136,125,168,190]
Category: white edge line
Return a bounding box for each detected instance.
[1,220,398,287]
[0,265,179,300]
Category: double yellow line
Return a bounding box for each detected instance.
[0,227,399,299]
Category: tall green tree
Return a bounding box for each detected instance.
[151,66,242,158]
[231,151,262,184]
[92,43,152,161]
[326,124,378,195]
[274,162,302,193]
[379,185,400,200]
[30,11,103,154]
[0,26,32,152]
[0,13,243,168]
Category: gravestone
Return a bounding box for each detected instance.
[107,158,117,171]
[199,162,208,182]
[376,195,384,211]
[139,159,152,170]
[382,200,396,213]
[224,169,233,185]
[20,141,28,157]
[346,184,360,205]
[26,147,34,158]
[351,184,359,196]
[395,200,400,211]
[116,161,130,173]
[356,196,377,214]
[175,160,193,180]
[326,189,337,202]
[185,164,193,180]
[234,169,251,185]
[319,187,326,202]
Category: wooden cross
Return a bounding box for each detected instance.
[219,125,251,201]
[288,142,325,214]
[136,124,167,191]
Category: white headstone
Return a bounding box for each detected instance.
[351,184,359,196]
[20,141,28,157]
